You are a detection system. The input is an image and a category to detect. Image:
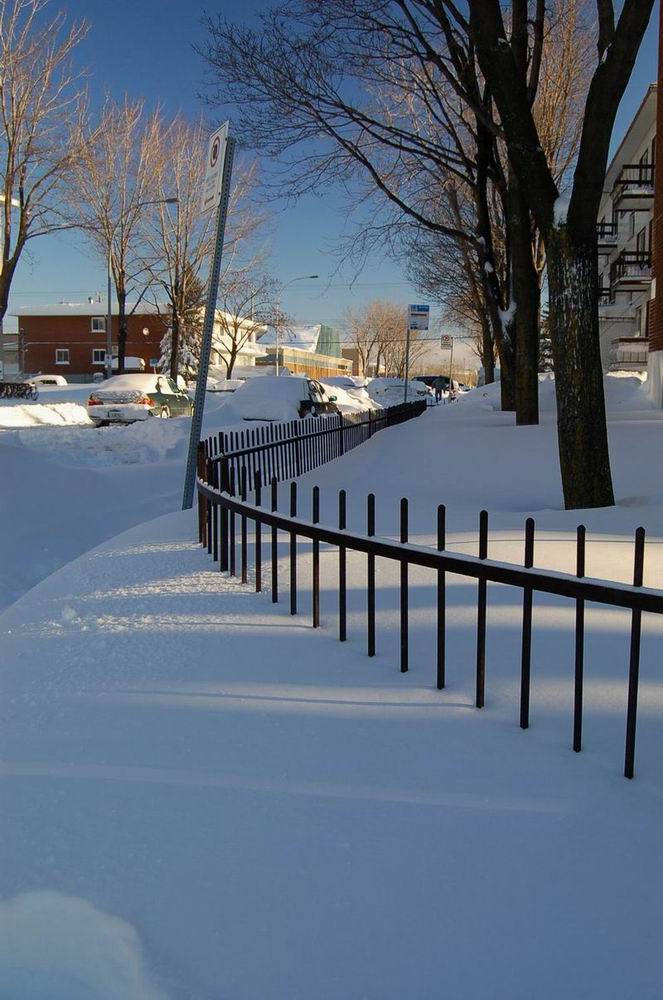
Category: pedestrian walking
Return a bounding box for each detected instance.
[433,375,446,404]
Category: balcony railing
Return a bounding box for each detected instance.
[610,250,652,287]
[614,163,655,203]
[597,220,618,242]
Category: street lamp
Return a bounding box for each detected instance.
[275,274,318,376]
[105,197,178,378]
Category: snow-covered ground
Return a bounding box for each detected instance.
[1,373,663,997]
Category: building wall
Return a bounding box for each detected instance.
[17,313,167,379]
[649,8,663,357]
[598,85,656,371]
[258,347,352,380]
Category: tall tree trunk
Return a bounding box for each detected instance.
[117,288,127,375]
[480,313,495,384]
[508,168,540,425]
[547,226,614,509]
[169,306,180,381]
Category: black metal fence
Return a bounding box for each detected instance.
[201,400,426,497]
[196,411,662,781]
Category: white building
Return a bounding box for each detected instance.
[597,84,656,372]
[209,310,267,374]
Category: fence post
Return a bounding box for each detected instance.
[271,477,278,603]
[220,458,229,572]
[573,525,586,752]
[339,489,347,640]
[519,518,535,729]
[312,486,320,627]
[240,467,248,585]
[255,470,262,593]
[367,493,376,656]
[624,527,645,779]
[339,414,345,456]
[437,505,446,690]
[206,458,213,555]
[476,509,488,708]
[229,468,236,577]
[400,497,408,673]
[290,482,297,615]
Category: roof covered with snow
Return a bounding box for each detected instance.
[13,302,169,317]
[258,325,322,353]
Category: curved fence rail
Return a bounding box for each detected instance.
[195,407,661,781]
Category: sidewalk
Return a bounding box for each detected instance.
[1,508,662,998]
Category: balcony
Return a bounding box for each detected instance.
[597,220,618,253]
[608,337,648,372]
[613,163,655,210]
[609,250,652,290]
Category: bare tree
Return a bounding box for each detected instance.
[467,0,654,508]
[213,273,278,378]
[68,96,167,374]
[140,116,268,379]
[0,0,88,328]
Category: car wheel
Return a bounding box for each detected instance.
[159,406,170,419]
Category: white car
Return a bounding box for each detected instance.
[87,374,193,426]
[366,377,431,406]
[30,374,68,387]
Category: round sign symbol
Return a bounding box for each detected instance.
[210,136,220,168]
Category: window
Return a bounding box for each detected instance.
[92,349,106,365]
[55,349,69,365]
[636,228,646,256]
[91,317,106,333]
[629,212,636,239]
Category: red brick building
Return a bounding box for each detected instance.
[648,4,663,401]
[12,302,169,381]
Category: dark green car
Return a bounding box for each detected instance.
[87,373,193,425]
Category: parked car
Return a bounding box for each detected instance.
[87,374,193,425]
[30,374,68,387]
[221,375,340,422]
[366,377,431,406]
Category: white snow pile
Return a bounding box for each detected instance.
[0,401,92,428]
[462,372,654,416]
[0,891,167,999]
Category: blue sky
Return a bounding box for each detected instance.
[6,0,659,337]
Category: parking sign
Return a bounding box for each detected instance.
[408,304,430,331]
[200,122,229,214]
[440,334,453,350]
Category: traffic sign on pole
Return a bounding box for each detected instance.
[200,122,229,214]
[440,334,453,350]
[408,304,430,331]
[182,128,236,510]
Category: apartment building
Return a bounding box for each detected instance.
[11,302,168,381]
[597,84,656,374]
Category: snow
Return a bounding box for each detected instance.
[319,380,375,413]
[0,891,167,999]
[2,371,663,996]
[0,401,92,428]
[92,374,167,395]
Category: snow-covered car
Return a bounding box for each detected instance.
[366,377,431,406]
[87,374,193,426]
[207,378,245,393]
[319,379,376,414]
[220,375,340,422]
[30,374,68,387]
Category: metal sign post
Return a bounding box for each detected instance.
[448,338,455,401]
[182,124,235,510]
[405,304,430,403]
